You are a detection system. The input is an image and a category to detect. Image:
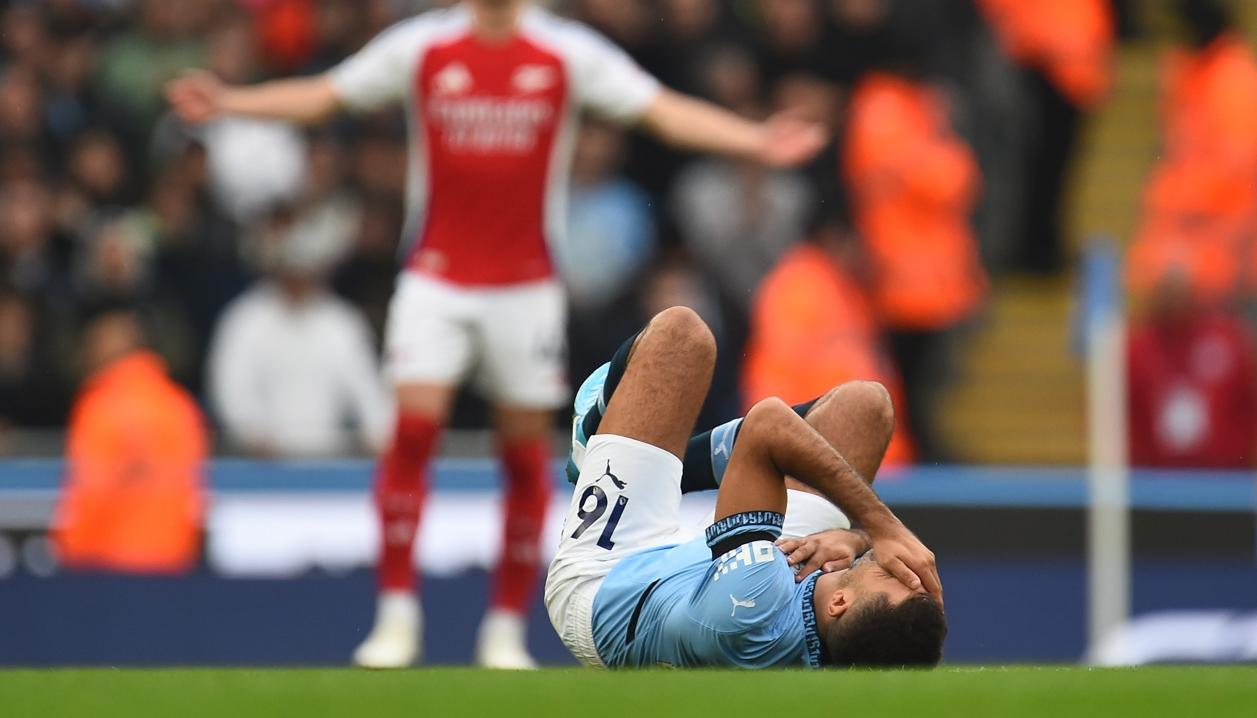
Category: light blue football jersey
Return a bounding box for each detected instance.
[590,511,824,669]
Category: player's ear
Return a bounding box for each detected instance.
[827,588,851,619]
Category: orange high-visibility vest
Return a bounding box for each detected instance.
[1127,34,1257,303]
[979,0,1114,108]
[743,243,914,466]
[54,351,207,574]
[844,73,987,332]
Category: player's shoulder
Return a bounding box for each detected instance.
[374,5,473,47]
[701,539,796,630]
[519,6,622,58]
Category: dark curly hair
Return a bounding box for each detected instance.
[823,593,947,668]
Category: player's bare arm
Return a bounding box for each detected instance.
[639,89,827,168]
[165,70,342,125]
[716,398,942,602]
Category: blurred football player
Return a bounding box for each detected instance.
[167,0,825,668]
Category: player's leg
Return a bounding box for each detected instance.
[789,380,895,486]
[779,381,895,539]
[682,379,895,494]
[713,396,877,524]
[595,305,715,458]
[475,280,567,669]
[545,307,715,666]
[354,274,474,669]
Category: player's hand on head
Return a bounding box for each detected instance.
[165,70,225,124]
[775,529,870,583]
[867,522,943,605]
[756,110,827,168]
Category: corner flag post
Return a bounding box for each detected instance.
[1083,238,1131,660]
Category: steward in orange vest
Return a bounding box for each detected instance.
[1128,1,1257,304]
[844,57,985,460]
[743,228,914,466]
[54,306,207,574]
[979,0,1114,273]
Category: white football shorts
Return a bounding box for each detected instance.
[545,433,685,667]
[384,272,568,408]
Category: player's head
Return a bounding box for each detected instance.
[816,551,947,667]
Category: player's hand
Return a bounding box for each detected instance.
[866,521,943,605]
[755,110,827,167]
[165,70,225,124]
[775,530,871,583]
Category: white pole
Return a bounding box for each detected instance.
[1085,240,1131,661]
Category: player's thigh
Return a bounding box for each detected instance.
[384,273,476,390]
[780,489,851,538]
[395,383,458,421]
[552,434,685,571]
[474,279,568,409]
[545,424,687,668]
[596,307,715,459]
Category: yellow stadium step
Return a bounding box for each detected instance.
[936,35,1164,465]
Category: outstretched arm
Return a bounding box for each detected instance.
[165,70,342,125]
[638,89,826,168]
[716,398,942,602]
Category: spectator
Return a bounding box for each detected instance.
[53,302,207,574]
[639,251,738,427]
[558,119,656,377]
[198,18,309,224]
[0,3,49,69]
[207,207,391,458]
[743,217,913,466]
[43,33,100,144]
[978,0,1114,273]
[94,0,209,141]
[843,36,986,461]
[0,64,49,153]
[671,147,813,316]
[333,193,403,341]
[827,0,893,86]
[1128,269,1257,468]
[0,178,72,304]
[750,0,838,87]
[1127,0,1257,306]
[0,290,70,437]
[67,129,132,208]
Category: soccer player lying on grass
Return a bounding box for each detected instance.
[545,307,946,668]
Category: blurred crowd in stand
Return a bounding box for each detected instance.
[1125,1,1257,469]
[4,0,1256,469]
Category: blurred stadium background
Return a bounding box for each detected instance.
[3,0,1257,669]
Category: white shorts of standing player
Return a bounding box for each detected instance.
[384,272,568,405]
[354,272,568,671]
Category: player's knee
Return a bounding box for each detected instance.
[743,396,794,439]
[843,381,894,437]
[648,306,716,367]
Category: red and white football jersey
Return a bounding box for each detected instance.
[330,4,660,286]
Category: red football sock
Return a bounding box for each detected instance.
[374,413,442,593]
[490,437,553,615]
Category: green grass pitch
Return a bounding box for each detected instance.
[2,667,1256,718]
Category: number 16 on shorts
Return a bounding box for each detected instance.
[571,485,629,550]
